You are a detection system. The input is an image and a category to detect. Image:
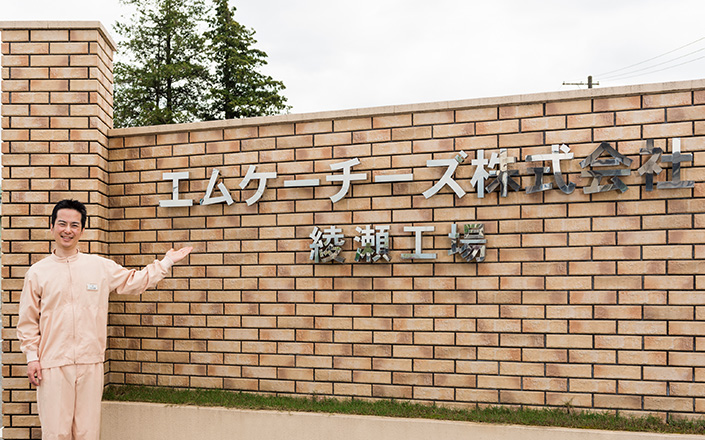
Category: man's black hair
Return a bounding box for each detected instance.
[51,199,87,229]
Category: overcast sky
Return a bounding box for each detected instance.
[3,0,705,115]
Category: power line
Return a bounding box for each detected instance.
[601,53,705,83]
[601,45,705,81]
[596,36,705,77]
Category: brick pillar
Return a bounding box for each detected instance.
[0,21,115,439]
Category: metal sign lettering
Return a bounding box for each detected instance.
[308,224,487,264]
[579,142,632,194]
[159,139,693,208]
[525,144,575,194]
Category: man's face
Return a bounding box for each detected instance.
[51,208,84,254]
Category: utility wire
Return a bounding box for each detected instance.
[596,36,705,77]
[601,53,705,83]
[601,45,705,81]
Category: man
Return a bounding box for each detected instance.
[17,199,193,440]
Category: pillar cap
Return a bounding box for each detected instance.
[0,20,116,51]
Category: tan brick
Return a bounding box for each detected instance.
[1,29,29,41]
[618,261,665,275]
[568,261,615,276]
[456,107,497,122]
[643,122,693,138]
[568,112,614,128]
[545,128,592,145]
[30,29,69,41]
[594,365,641,380]
[616,108,664,125]
[291,120,328,135]
[352,129,391,144]
[546,100,591,115]
[521,115,565,131]
[221,125,256,140]
[524,377,568,392]
[644,336,692,351]
[644,366,692,381]
[373,114,411,128]
[644,275,693,290]
[593,305,640,320]
[498,103,542,119]
[523,349,568,363]
[333,117,371,132]
[618,380,666,396]
[499,390,544,405]
[546,276,592,290]
[546,334,591,348]
[314,131,351,146]
[413,138,454,154]
[644,214,691,230]
[50,41,89,54]
[592,246,640,261]
[619,351,667,366]
[617,230,666,245]
[593,96,640,112]
[432,122,474,138]
[643,92,691,108]
[594,335,640,350]
[592,126,640,142]
[499,132,543,147]
[594,394,642,410]
[11,42,49,54]
[409,110,453,126]
[670,352,705,367]
[476,119,518,135]
[570,378,616,393]
[668,105,705,122]
[241,137,275,151]
[500,334,543,347]
[670,383,705,397]
[645,396,694,412]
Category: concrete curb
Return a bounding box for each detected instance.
[100,401,704,440]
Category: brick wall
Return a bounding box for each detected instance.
[4,22,705,438]
[1,21,115,438]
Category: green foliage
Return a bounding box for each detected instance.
[204,0,290,120]
[113,0,289,128]
[114,0,211,127]
[104,385,705,435]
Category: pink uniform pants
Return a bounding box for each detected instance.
[37,363,104,440]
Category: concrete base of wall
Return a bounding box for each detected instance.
[100,401,702,440]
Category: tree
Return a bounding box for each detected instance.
[114,0,211,128]
[113,0,289,128]
[204,0,290,120]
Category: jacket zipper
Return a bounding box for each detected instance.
[68,258,77,364]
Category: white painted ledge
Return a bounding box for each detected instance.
[105,78,705,137]
[100,401,703,440]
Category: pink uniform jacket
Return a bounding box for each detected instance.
[17,251,173,369]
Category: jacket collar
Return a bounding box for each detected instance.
[50,249,82,263]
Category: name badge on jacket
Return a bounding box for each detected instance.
[87,284,99,291]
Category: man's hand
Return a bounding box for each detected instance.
[165,246,193,264]
[27,360,42,386]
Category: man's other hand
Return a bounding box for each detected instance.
[27,360,42,386]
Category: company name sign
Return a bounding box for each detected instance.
[157,139,693,264]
